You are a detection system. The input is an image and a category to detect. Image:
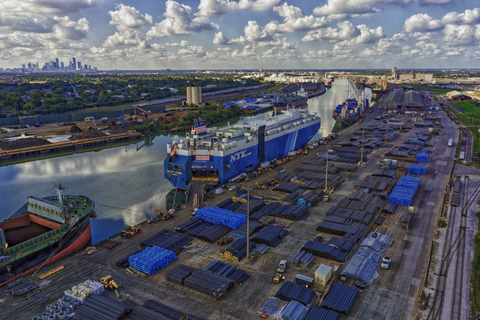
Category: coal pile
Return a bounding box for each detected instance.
[0,137,51,150]
[69,129,106,140]
[68,125,82,133]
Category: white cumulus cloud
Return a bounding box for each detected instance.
[146,0,218,38]
[442,8,480,25]
[443,24,477,46]
[103,30,149,48]
[0,0,96,15]
[404,13,443,32]
[238,0,285,11]
[230,21,273,43]
[53,16,89,40]
[265,2,329,33]
[213,32,231,44]
[108,4,152,31]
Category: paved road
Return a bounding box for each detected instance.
[436,95,464,113]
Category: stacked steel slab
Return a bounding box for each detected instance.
[129,246,177,275]
[254,244,269,254]
[300,241,349,262]
[141,300,186,319]
[256,203,309,221]
[252,225,289,247]
[165,264,196,285]
[234,199,265,215]
[130,306,167,320]
[175,218,232,243]
[274,182,302,193]
[221,238,257,262]
[140,229,192,252]
[289,250,315,266]
[233,221,263,237]
[275,281,316,305]
[194,206,246,230]
[383,201,398,214]
[316,219,367,236]
[76,295,133,320]
[321,282,359,315]
[304,307,339,320]
[202,260,250,286]
[296,164,340,174]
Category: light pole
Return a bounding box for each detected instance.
[246,189,250,260]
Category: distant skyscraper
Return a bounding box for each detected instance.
[88,65,91,70]
[55,58,59,69]
[72,57,76,70]
[84,64,87,70]
[392,67,397,79]
[60,62,64,69]
[28,62,32,70]
[78,62,81,70]
[22,64,25,69]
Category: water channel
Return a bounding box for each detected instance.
[0,78,352,244]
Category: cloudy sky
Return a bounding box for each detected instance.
[0,0,479,70]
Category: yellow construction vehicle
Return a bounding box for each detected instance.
[121,225,141,238]
[255,182,268,190]
[100,275,119,291]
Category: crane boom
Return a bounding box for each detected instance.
[132,105,152,116]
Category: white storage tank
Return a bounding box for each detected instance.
[315,264,332,286]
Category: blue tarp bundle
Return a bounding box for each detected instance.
[194,206,247,230]
[129,246,177,275]
[408,164,427,175]
[388,176,421,206]
[416,152,430,162]
[340,247,382,284]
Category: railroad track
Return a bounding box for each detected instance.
[426,176,480,320]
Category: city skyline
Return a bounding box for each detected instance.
[13,57,96,72]
[0,0,478,70]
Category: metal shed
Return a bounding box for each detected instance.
[314,264,332,286]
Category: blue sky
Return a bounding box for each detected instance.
[0,0,479,70]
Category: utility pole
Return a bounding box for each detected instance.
[361,129,364,164]
[246,189,250,259]
[325,149,329,191]
[385,119,388,145]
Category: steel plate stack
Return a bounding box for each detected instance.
[141,300,203,320]
[140,229,192,252]
[305,307,339,320]
[234,199,265,215]
[300,241,349,262]
[76,295,133,320]
[321,282,359,315]
[165,264,197,285]
[221,238,257,262]
[257,203,309,221]
[194,206,247,230]
[289,251,315,266]
[233,221,263,238]
[274,182,302,193]
[407,164,427,175]
[275,281,316,305]
[175,218,232,243]
[252,225,289,247]
[129,246,178,275]
[202,260,250,286]
[383,201,398,214]
[183,269,234,298]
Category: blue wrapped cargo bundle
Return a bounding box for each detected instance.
[388,176,421,206]
[408,164,427,175]
[416,152,430,162]
[321,282,359,315]
[129,246,177,275]
[194,206,247,230]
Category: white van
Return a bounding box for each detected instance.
[84,116,95,122]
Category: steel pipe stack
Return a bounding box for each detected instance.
[221,238,257,262]
[165,264,196,285]
[75,295,133,320]
[321,282,359,315]
[275,281,316,305]
[202,260,250,286]
[140,229,192,252]
[300,241,349,262]
[304,307,339,320]
[252,225,289,247]
[184,269,234,298]
[175,218,232,243]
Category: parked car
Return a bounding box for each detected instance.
[313,235,323,242]
[274,223,285,228]
[381,257,391,269]
[276,166,283,171]
[228,185,237,191]
[279,169,286,173]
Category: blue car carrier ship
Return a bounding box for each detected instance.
[164,109,321,189]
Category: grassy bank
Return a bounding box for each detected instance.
[468,127,480,154]
[450,101,480,126]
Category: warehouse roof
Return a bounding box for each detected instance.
[383,90,425,109]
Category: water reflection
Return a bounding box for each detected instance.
[0,79,350,244]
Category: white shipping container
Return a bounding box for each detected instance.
[288,151,296,156]
[260,161,270,168]
[215,188,224,195]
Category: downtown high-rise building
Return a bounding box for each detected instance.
[55,58,59,69]
[72,57,76,70]
[77,61,81,70]
[60,62,64,69]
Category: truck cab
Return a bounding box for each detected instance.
[277,260,287,273]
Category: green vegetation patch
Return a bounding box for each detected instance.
[450,101,480,126]
[408,84,457,94]
[467,127,480,154]
[471,211,480,315]
[438,219,447,228]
